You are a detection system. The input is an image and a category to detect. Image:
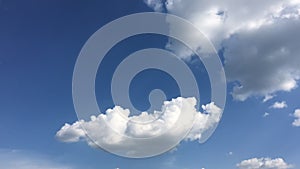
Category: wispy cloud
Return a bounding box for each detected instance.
[263,95,275,103]
[0,149,75,169]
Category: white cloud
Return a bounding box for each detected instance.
[56,97,222,156]
[270,101,288,109]
[237,157,293,169]
[292,109,300,127]
[145,0,300,101]
[0,149,74,169]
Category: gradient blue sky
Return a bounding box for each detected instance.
[0,0,299,169]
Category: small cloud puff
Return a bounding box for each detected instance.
[263,112,270,117]
[292,109,300,127]
[270,101,287,109]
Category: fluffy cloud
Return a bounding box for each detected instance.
[292,109,300,127]
[270,101,288,109]
[145,0,300,101]
[56,97,222,156]
[237,157,293,169]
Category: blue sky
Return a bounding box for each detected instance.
[0,0,300,169]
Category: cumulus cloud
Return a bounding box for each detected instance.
[145,0,300,101]
[270,101,288,109]
[237,157,293,169]
[292,109,300,127]
[56,97,222,156]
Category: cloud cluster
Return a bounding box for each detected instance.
[145,0,300,101]
[56,97,222,156]
[292,109,300,127]
[237,157,293,169]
